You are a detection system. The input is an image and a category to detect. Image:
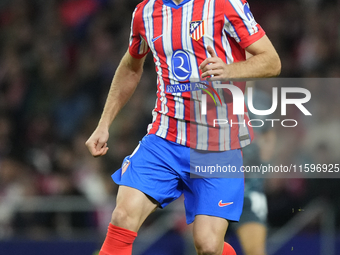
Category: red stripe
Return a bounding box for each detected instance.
[189,99,197,149]
[244,112,254,142]
[227,36,246,62]
[166,117,177,142]
[129,2,150,58]
[227,102,241,150]
[186,121,191,148]
[206,97,218,150]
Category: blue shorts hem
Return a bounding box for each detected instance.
[112,169,171,208]
[187,213,240,225]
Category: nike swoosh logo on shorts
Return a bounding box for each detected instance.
[218,200,233,207]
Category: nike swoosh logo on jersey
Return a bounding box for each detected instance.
[218,200,233,207]
[152,34,163,43]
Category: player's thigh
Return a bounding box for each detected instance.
[237,222,267,255]
[112,185,158,232]
[113,135,185,209]
[193,215,229,254]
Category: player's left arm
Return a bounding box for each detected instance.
[200,35,281,80]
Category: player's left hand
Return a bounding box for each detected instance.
[199,46,230,81]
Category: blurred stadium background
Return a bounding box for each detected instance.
[0,0,340,254]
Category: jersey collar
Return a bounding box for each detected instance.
[162,0,193,9]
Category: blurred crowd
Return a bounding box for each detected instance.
[0,0,340,239]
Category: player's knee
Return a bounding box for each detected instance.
[111,207,128,225]
[111,206,136,230]
[194,238,223,255]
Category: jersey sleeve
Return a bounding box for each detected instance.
[128,6,150,59]
[224,0,265,49]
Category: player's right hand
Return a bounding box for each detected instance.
[85,127,109,157]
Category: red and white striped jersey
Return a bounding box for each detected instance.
[128,0,265,151]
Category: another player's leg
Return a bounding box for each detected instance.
[236,222,266,255]
[232,190,268,255]
[193,215,236,255]
[100,185,158,255]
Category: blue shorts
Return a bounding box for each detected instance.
[112,134,244,224]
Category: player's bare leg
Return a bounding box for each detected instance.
[111,185,158,231]
[236,222,267,255]
[193,215,230,255]
[100,185,158,255]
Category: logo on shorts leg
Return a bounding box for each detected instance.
[218,200,233,207]
[121,160,130,176]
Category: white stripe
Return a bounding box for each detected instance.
[195,0,216,150]
[159,114,170,138]
[156,5,172,137]
[175,96,186,144]
[201,0,215,49]
[142,0,155,47]
[195,97,208,150]
[138,36,148,54]
[221,25,234,64]
[237,114,246,147]
[224,16,240,43]
[129,8,138,46]
[221,5,236,150]
[147,110,158,133]
[241,112,252,146]
[176,119,186,145]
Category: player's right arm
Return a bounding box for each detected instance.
[85,50,146,157]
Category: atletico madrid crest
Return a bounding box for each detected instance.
[189,20,205,41]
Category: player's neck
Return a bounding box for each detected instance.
[172,0,184,5]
